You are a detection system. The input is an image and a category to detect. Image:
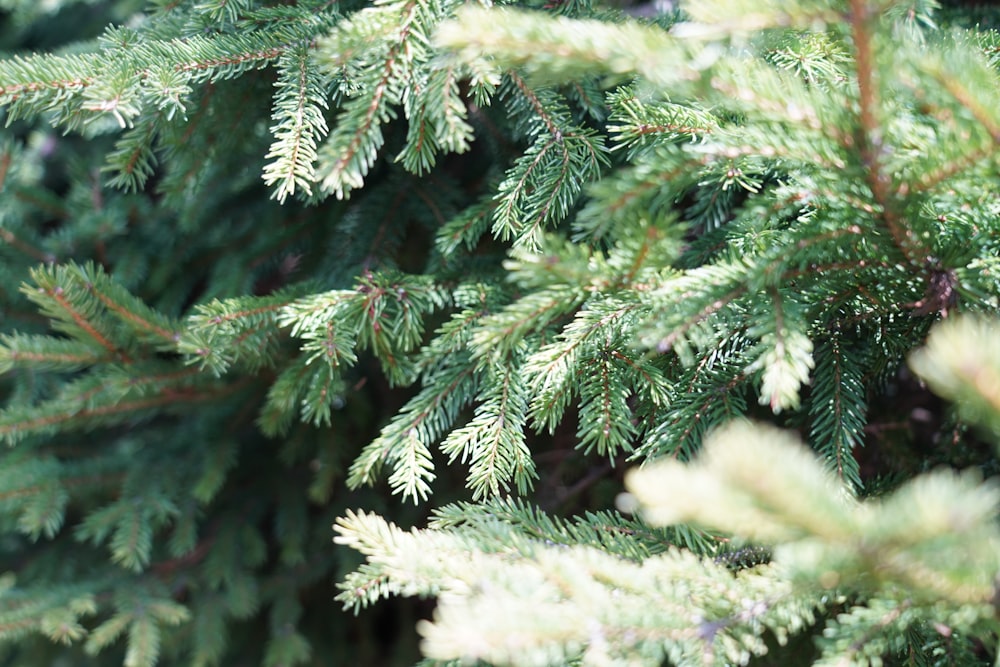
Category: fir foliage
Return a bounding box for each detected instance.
[2,0,1000,665]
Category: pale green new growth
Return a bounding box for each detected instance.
[334,507,816,666]
[262,45,330,202]
[338,414,1000,665]
[910,316,1000,438]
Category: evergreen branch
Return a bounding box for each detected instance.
[629,420,1000,606]
[16,263,184,362]
[809,333,865,492]
[607,215,680,287]
[491,76,609,249]
[334,509,814,666]
[0,454,68,539]
[766,31,850,88]
[25,266,122,357]
[317,69,393,199]
[103,116,160,192]
[647,220,869,361]
[0,581,99,646]
[298,362,347,429]
[848,0,923,263]
[470,286,585,362]
[0,227,55,264]
[931,58,1000,144]
[435,196,498,254]
[314,0,441,199]
[182,285,312,375]
[257,355,332,437]
[192,300,289,327]
[817,598,918,665]
[746,288,814,414]
[397,63,476,174]
[610,349,672,426]
[575,156,698,243]
[196,0,253,23]
[262,45,330,202]
[649,273,748,359]
[85,590,189,667]
[911,142,997,194]
[441,353,535,499]
[429,497,718,559]
[280,272,446,385]
[679,0,843,35]
[910,316,1000,437]
[421,294,495,363]
[173,46,282,73]
[436,8,692,89]
[606,87,718,158]
[577,346,637,457]
[897,44,1000,197]
[0,367,231,444]
[162,30,314,81]
[525,298,642,435]
[1,21,329,131]
[0,52,99,104]
[509,72,562,139]
[0,334,111,373]
[635,345,748,462]
[82,267,183,348]
[348,361,480,501]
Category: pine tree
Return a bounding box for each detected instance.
[2,0,1000,665]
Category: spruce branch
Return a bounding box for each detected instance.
[1,22,327,132]
[278,271,446,386]
[0,52,100,120]
[470,286,586,362]
[0,366,231,445]
[314,0,466,199]
[0,580,99,646]
[262,45,330,202]
[436,8,692,89]
[901,37,1000,194]
[334,508,815,666]
[458,498,718,557]
[84,589,190,667]
[490,75,609,249]
[633,341,750,461]
[606,87,718,159]
[0,225,56,265]
[24,266,124,358]
[628,420,1000,607]
[435,196,500,254]
[440,350,536,499]
[809,333,866,493]
[745,288,815,414]
[0,334,111,374]
[348,361,480,502]
[181,285,312,375]
[910,315,1000,437]
[103,116,161,192]
[524,297,646,438]
[397,62,476,175]
[678,0,844,35]
[849,0,926,264]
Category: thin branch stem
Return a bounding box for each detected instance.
[849,0,925,264]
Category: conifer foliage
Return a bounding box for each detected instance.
[2,0,1000,665]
